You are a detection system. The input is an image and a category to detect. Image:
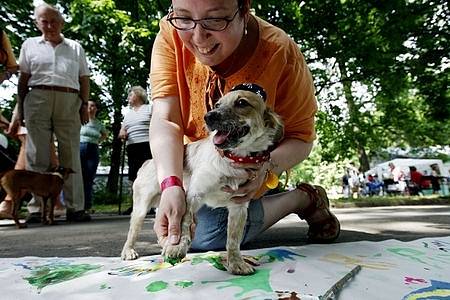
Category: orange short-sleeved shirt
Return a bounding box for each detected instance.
[0,30,18,69]
[150,16,317,143]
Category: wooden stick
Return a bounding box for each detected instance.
[321,265,362,300]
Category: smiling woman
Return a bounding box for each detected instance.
[148,0,340,254]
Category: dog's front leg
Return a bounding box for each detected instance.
[226,205,254,275]
[162,198,197,263]
[47,196,56,225]
[11,196,27,229]
[121,194,155,260]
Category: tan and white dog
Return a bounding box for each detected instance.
[121,84,284,275]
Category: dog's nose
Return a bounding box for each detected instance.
[204,111,220,125]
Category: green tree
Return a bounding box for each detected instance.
[66,0,161,195]
[297,0,450,171]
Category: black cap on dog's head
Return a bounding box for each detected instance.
[230,83,267,101]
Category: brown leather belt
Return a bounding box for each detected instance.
[32,85,79,94]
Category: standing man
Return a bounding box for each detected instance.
[11,2,91,222]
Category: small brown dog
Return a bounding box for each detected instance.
[0,167,74,228]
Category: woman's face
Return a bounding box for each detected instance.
[87,101,97,115]
[128,92,141,107]
[171,0,245,67]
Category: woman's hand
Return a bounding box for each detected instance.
[118,128,128,140]
[153,186,187,246]
[5,116,20,137]
[222,161,271,204]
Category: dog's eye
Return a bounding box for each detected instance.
[235,98,250,108]
[214,102,221,109]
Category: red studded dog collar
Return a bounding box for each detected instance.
[220,150,270,164]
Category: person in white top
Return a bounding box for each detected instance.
[10,2,91,222]
[118,85,152,182]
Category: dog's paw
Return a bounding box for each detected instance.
[16,221,27,229]
[121,248,139,260]
[163,243,188,264]
[227,257,255,275]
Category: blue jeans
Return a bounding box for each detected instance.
[191,200,265,251]
[80,142,99,210]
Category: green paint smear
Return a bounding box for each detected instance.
[202,268,272,297]
[165,256,183,266]
[191,253,226,271]
[387,247,450,269]
[146,280,168,292]
[25,263,101,292]
[100,283,111,290]
[175,280,194,288]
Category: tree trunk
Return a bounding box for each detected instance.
[339,62,370,171]
[106,109,123,195]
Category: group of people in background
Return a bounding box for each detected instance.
[0,2,152,223]
[0,3,91,222]
[341,162,447,198]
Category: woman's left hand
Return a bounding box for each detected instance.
[222,161,269,204]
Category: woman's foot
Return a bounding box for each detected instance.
[0,200,13,219]
[296,183,340,242]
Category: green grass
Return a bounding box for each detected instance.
[15,193,449,218]
[92,198,132,214]
[332,194,450,208]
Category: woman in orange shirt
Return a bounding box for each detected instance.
[150,0,340,250]
[0,29,18,83]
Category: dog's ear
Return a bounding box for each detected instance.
[63,168,75,175]
[47,166,58,172]
[264,108,284,144]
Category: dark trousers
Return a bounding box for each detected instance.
[126,142,152,182]
[80,142,99,210]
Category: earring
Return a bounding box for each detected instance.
[244,24,248,35]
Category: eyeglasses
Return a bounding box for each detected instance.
[167,8,240,31]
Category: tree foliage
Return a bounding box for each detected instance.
[1,0,448,192]
[293,0,450,172]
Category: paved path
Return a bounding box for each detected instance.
[1,205,449,258]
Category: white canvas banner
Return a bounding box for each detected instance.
[1,236,449,299]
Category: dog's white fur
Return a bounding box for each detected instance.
[121,89,284,275]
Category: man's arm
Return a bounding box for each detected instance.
[16,72,31,125]
[79,75,90,124]
[79,75,90,102]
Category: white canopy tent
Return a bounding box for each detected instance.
[365,158,445,180]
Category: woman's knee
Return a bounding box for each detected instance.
[191,206,228,251]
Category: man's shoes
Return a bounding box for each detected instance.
[66,210,91,222]
[53,207,67,218]
[26,212,42,224]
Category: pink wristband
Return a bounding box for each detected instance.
[160,176,184,192]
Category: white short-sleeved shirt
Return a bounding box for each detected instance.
[19,35,90,90]
[122,104,152,146]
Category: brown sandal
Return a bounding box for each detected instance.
[296,183,340,242]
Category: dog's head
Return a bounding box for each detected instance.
[50,166,75,180]
[204,83,284,154]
